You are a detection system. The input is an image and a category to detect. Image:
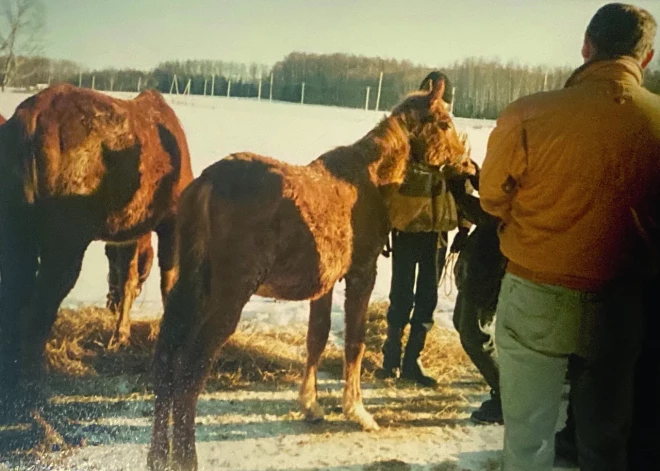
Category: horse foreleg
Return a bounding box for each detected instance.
[104,244,120,312]
[107,242,139,348]
[342,264,379,431]
[300,289,333,422]
[136,233,155,296]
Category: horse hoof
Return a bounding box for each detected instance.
[147,449,169,471]
[301,401,325,422]
[344,403,380,431]
[358,415,380,432]
[107,333,130,350]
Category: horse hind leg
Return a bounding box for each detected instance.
[342,266,379,431]
[148,281,188,471]
[300,289,333,422]
[169,284,255,471]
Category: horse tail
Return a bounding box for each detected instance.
[0,116,39,281]
[152,176,214,405]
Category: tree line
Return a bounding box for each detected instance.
[4,52,660,120]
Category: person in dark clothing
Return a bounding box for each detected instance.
[446,166,506,424]
[380,230,448,387]
[376,71,470,387]
[555,273,660,470]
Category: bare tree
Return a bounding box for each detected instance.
[0,0,45,91]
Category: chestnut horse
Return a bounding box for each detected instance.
[4,104,157,348]
[0,84,193,414]
[148,79,473,471]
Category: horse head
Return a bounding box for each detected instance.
[390,78,474,178]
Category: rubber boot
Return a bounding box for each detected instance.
[401,324,437,387]
[470,390,504,424]
[375,325,403,379]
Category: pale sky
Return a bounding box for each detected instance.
[43,0,660,71]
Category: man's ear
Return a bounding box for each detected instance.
[641,48,655,69]
[582,34,595,62]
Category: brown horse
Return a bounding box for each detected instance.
[148,79,473,471]
[0,84,194,414]
[1,108,153,347]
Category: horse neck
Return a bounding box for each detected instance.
[318,115,409,187]
[363,115,411,186]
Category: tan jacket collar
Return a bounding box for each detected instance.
[564,56,643,89]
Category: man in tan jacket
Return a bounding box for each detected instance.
[479,3,660,471]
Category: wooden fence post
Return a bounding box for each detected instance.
[375,71,383,111]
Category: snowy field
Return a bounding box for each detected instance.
[0,90,578,471]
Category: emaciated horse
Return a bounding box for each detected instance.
[3,107,158,349]
[148,79,474,471]
[0,84,194,414]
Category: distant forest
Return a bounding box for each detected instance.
[5,52,660,120]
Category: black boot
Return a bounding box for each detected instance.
[470,390,504,425]
[375,325,403,379]
[401,324,437,387]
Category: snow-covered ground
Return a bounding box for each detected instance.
[0,90,578,471]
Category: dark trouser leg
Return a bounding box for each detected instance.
[627,340,660,470]
[627,276,660,470]
[453,290,499,392]
[409,231,440,328]
[572,285,644,471]
[454,290,502,424]
[380,231,417,375]
[402,232,439,387]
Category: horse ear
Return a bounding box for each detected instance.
[429,78,446,108]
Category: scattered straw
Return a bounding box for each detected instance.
[45,302,481,395]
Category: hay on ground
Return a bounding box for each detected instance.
[45,302,480,392]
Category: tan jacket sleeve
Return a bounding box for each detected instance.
[479,103,528,223]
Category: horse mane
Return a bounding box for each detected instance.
[315,88,460,187]
[365,112,411,186]
[314,101,412,187]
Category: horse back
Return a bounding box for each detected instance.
[4,84,192,239]
[197,153,360,300]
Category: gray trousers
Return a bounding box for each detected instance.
[496,273,643,471]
